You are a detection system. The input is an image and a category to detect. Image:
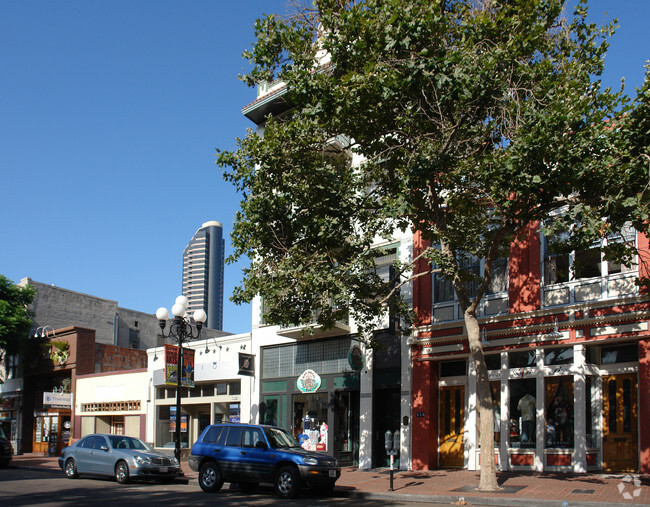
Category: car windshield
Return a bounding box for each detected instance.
[263,427,301,449]
[108,436,151,451]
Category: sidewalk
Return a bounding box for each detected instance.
[8,453,650,506]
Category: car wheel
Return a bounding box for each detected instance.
[64,458,78,479]
[198,461,223,493]
[115,460,130,484]
[275,465,301,499]
[238,482,259,492]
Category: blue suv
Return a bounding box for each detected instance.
[188,423,340,499]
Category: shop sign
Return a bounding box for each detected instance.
[43,391,71,407]
[348,345,365,371]
[297,369,321,393]
[164,344,195,388]
[238,353,255,377]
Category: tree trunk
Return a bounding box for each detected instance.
[465,309,501,492]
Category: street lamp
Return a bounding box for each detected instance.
[156,296,207,463]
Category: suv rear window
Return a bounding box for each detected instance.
[202,426,223,444]
[224,426,243,447]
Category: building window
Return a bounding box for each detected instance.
[440,360,466,377]
[600,344,638,364]
[545,376,574,448]
[5,355,18,380]
[574,247,601,279]
[509,378,536,448]
[487,259,508,294]
[434,273,454,303]
[544,250,569,284]
[509,350,536,368]
[544,347,573,366]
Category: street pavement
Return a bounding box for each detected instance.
[7,453,649,506]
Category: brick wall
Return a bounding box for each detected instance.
[95,343,147,372]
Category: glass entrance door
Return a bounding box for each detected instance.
[333,391,359,466]
[439,385,465,467]
[602,374,638,472]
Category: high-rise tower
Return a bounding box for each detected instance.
[182,221,224,330]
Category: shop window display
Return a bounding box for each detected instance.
[545,376,574,448]
[509,378,536,448]
[293,393,329,451]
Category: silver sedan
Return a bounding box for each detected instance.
[58,434,180,484]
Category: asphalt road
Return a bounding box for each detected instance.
[0,467,446,506]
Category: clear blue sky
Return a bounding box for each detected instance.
[1,1,648,335]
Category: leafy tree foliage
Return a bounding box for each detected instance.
[0,275,35,361]
[219,0,649,489]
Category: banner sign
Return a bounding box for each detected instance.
[43,391,72,407]
[238,353,255,377]
[164,344,195,388]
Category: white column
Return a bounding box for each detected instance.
[535,349,544,471]
[573,344,587,472]
[467,357,478,470]
[499,351,509,471]
[400,335,413,470]
[358,343,373,469]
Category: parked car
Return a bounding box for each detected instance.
[0,427,13,467]
[58,434,180,483]
[189,423,340,499]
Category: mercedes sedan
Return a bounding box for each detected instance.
[58,434,180,484]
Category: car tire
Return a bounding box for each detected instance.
[275,465,301,499]
[115,460,130,484]
[64,458,78,479]
[198,461,223,493]
[238,482,259,492]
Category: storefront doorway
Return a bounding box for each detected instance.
[333,391,359,466]
[439,385,465,467]
[602,374,638,472]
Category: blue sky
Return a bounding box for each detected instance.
[1,0,648,335]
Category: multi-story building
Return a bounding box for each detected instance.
[242,81,413,470]
[182,221,225,330]
[18,278,162,350]
[410,224,650,474]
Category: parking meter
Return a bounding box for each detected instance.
[393,430,400,455]
[384,430,393,453]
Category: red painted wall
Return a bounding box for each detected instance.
[411,351,438,470]
[508,221,541,313]
[413,231,432,326]
[639,338,650,474]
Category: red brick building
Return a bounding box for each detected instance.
[410,224,650,473]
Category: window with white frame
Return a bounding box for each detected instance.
[543,226,636,285]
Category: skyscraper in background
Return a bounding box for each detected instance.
[182,221,225,330]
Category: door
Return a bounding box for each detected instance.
[439,385,465,468]
[602,374,638,472]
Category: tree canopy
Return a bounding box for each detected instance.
[0,275,35,359]
[219,0,649,489]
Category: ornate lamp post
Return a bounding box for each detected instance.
[156,296,207,462]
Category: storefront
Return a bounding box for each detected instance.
[75,369,149,442]
[259,336,361,466]
[147,333,253,454]
[33,391,72,456]
[413,332,649,473]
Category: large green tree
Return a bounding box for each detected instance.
[219,0,649,489]
[0,275,35,368]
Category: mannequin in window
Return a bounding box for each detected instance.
[517,391,536,445]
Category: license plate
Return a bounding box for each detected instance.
[159,467,168,473]
[329,470,336,478]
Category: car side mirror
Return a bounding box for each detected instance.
[255,441,268,449]
[100,445,109,452]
